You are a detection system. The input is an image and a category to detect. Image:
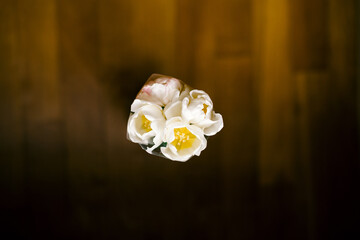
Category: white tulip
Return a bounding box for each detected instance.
[160,117,207,162]
[127,74,224,161]
[127,99,166,149]
[161,84,192,120]
[136,74,184,107]
[180,90,223,136]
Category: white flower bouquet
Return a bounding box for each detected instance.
[127,74,223,162]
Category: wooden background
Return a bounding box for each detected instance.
[0,0,359,239]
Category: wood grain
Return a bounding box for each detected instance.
[0,0,358,239]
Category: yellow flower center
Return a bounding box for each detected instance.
[171,127,196,151]
[202,104,208,114]
[141,115,152,132]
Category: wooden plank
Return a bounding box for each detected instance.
[130,0,176,75]
[179,0,258,238]
[13,0,66,237]
[0,1,25,237]
[213,0,252,57]
[57,0,108,237]
[216,58,258,240]
[0,0,23,195]
[254,0,310,239]
[98,0,178,238]
[99,0,176,73]
[313,0,358,238]
[16,0,63,185]
[174,0,199,82]
[290,1,359,239]
[257,0,295,185]
[294,71,330,240]
[290,0,329,70]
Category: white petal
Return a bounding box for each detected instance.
[204,112,224,136]
[127,113,151,144]
[164,100,182,120]
[190,89,213,105]
[131,99,152,112]
[146,134,164,153]
[178,85,191,101]
[127,114,140,142]
[141,105,163,121]
[160,119,207,161]
[165,116,185,127]
[181,97,193,122]
[160,146,191,162]
[127,103,166,145]
[193,118,215,129]
[187,125,207,155]
[151,120,165,135]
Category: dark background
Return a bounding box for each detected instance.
[0,0,359,239]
